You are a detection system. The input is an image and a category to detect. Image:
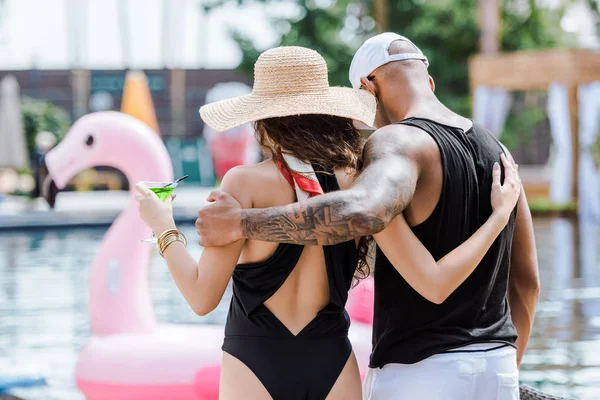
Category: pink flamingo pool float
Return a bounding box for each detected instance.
[43,111,374,399]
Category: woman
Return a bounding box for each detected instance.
[135,46,520,400]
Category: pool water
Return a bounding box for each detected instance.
[0,218,599,399]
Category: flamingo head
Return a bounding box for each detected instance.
[42,111,173,207]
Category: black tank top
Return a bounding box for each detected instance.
[224,168,358,340]
[370,117,518,367]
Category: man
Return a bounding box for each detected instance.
[196,33,540,399]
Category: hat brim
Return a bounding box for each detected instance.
[199,87,376,132]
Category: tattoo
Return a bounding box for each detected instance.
[242,197,387,245]
[242,129,420,245]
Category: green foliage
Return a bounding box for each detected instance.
[585,0,599,38]
[397,0,479,115]
[592,129,600,169]
[527,198,576,213]
[502,0,569,50]
[390,0,568,114]
[21,96,71,160]
[224,0,570,117]
[232,0,360,87]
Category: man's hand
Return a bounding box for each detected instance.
[196,190,244,246]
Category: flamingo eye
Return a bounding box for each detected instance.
[85,135,94,146]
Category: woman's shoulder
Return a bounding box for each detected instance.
[221,159,280,186]
[220,159,289,208]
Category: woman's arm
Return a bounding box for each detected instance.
[374,154,521,304]
[136,167,251,316]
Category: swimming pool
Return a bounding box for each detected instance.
[0,218,599,399]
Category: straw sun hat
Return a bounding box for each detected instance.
[199,46,376,132]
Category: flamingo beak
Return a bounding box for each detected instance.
[40,157,59,208]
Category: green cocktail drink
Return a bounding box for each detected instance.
[139,176,188,243]
[149,186,175,202]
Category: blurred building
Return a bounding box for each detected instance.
[0,68,250,187]
[0,68,249,137]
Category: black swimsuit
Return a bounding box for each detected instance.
[222,169,358,400]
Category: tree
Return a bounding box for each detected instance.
[585,0,599,39]
[232,0,363,88]
[228,0,571,116]
[21,97,71,161]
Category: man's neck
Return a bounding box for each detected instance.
[387,98,473,133]
[385,94,443,124]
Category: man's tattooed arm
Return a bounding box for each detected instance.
[241,126,421,245]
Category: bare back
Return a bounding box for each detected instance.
[237,159,331,333]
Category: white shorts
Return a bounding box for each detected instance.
[362,344,519,400]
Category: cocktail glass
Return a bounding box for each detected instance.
[139,179,181,243]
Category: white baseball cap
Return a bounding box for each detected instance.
[349,32,429,89]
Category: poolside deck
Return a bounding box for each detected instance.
[0,187,214,230]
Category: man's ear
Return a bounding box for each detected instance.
[360,77,378,97]
[429,76,435,92]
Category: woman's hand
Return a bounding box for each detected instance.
[135,183,176,234]
[491,153,521,220]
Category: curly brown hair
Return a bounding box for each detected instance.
[254,114,372,282]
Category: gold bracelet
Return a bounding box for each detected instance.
[160,232,187,254]
[159,235,177,255]
[157,229,178,244]
[157,229,187,257]
[159,232,186,257]
[159,231,185,256]
[158,231,177,255]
